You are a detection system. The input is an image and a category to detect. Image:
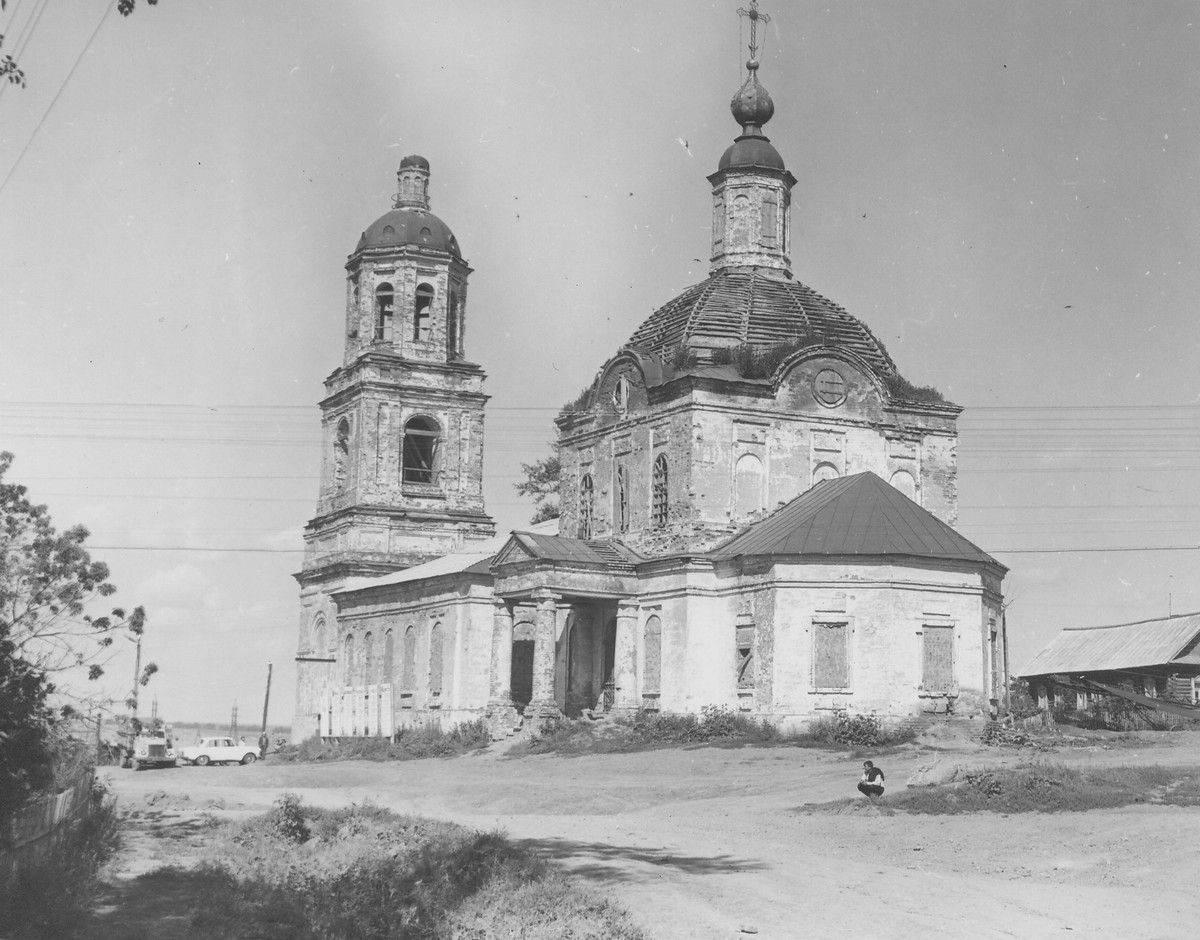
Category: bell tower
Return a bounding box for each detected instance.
[293,157,496,738]
[708,2,797,273]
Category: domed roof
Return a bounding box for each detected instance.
[624,268,897,378]
[718,135,786,171]
[354,207,461,257]
[399,153,430,170]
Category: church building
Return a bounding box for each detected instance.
[292,7,1008,741]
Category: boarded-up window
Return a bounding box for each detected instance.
[428,623,444,695]
[401,626,416,689]
[762,195,778,244]
[643,615,662,695]
[382,629,394,684]
[736,623,755,690]
[334,418,350,491]
[921,625,954,693]
[813,622,849,690]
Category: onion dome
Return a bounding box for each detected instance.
[625,268,897,378]
[731,60,775,133]
[398,154,430,170]
[719,59,786,171]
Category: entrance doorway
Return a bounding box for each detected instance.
[511,620,535,710]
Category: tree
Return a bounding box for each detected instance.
[0,0,157,88]
[1,452,152,700]
[514,453,561,524]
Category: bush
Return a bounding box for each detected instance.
[271,719,491,764]
[800,711,910,749]
[520,705,779,756]
[882,373,946,404]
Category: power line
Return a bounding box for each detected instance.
[0,0,111,198]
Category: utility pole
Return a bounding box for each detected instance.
[129,633,143,728]
[259,663,273,758]
[230,701,238,740]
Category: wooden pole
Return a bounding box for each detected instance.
[261,662,273,734]
[130,634,142,726]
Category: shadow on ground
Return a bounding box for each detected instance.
[515,836,767,882]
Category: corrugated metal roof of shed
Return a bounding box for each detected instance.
[1019,611,1200,676]
[708,471,1001,568]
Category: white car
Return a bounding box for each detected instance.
[178,736,259,766]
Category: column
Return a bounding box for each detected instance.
[489,599,514,706]
[614,599,639,712]
[529,590,562,718]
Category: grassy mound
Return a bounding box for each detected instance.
[175,795,645,939]
[887,764,1200,814]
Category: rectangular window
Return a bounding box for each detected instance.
[736,623,754,690]
[921,625,954,693]
[813,622,849,690]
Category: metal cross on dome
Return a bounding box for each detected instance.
[737,0,771,61]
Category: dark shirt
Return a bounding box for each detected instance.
[862,767,885,784]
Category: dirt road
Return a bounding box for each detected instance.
[104,732,1199,939]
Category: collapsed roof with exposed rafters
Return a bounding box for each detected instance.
[624,267,897,377]
[709,471,1001,568]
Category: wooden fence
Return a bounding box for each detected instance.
[0,768,96,892]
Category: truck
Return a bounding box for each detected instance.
[121,725,179,770]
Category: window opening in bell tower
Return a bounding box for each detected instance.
[402,416,441,485]
[374,283,394,342]
[414,284,434,341]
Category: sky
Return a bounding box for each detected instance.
[1,1,1198,724]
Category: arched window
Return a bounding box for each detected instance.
[311,615,326,657]
[651,455,668,527]
[615,464,630,534]
[362,632,375,684]
[402,416,441,485]
[612,375,630,415]
[428,623,444,695]
[342,633,355,685]
[731,193,751,247]
[374,283,394,342]
[414,283,434,341]
[401,626,416,689]
[578,473,594,539]
[447,290,460,359]
[734,454,765,517]
[813,462,840,485]
[382,629,395,685]
[643,615,662,696]
[889,469,917,501]
[333,418,350,491]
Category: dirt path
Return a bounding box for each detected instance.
[101,732,1200,939]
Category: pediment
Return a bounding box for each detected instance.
[490,535,538,568]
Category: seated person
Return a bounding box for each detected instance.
[857,760,885,798]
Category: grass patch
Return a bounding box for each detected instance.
[1,780,121,938]
[177,795,645,939]
[270,718,491,763]
[889,763,1200,814]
